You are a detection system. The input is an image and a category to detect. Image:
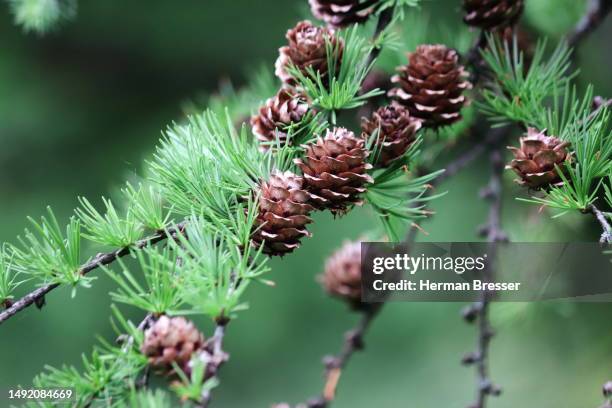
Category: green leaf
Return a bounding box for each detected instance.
[479,36,575,128]
[0,245,26,305]
[34,306,148,406]
[34,344,146,407]
[480,35,612,216]
[604,174,612,210]
[167,216,269,319]
[9,0,76,34]
[123,389,174,408]
[288,25,383,114]
[76,196,144,247]
[11,207,83,287]
[104,246,184,314]
[366,141,446,241]
[517,164,603,213]
[170,358,219,404]
[376,0,421,20]
[149,110,273,224]
[256,110,327,158]
[122,182,173,231]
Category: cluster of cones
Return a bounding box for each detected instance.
[303,0,569,309]
[141,0,576,383]
[460,1,570,188]
[250,11,480,256]
[249,0,565,261]
[250,0,569,302]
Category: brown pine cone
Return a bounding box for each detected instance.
[252,171,316,256]
[463,0,524,31]
[141,316,204,374]
[361,103,422,167]
[309,0,377,28]
[295,127,373,215]
[275,20,343,87]
[389,45,472,128]
[251,89,310,150]
[507,128,571,189]
[320,241,362,305]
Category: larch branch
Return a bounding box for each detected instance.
[589,204,612,244]
[303,305,382,408]
[0,222,186,326]
[464,134,509,408]
[568,0,612,48]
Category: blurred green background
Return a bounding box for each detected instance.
[1,0,611,407]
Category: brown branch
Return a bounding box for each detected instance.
[404,124,512,243]
[198,321,230,408]
[584,97,612,244]
[433,125,513,188]
[115,313,155,357]
[301,305,382,408]
[589,204,612,244]
[568,0,612,48]
[294,122,513,408]
[463,135,509,408]
[413,126,511,408]
[409,124,512,408]
[0,222,186,326]
[477,148,509,244]
[465,31,488,85]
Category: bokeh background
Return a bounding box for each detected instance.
[1,0,611,407]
